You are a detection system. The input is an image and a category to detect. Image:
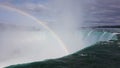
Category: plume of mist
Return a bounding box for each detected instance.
[47,0,86,53]
[0,28,67,67]
[0,0,98,67]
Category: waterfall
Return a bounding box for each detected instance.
[107,33,117,41]
[98,32,107,41]
[81,29,117,47]
[84,30,94,41]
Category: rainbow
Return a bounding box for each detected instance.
[0,4,69,55]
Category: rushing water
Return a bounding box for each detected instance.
[0,28,118,67]
[5,30,120,68]
[80,29,117,47]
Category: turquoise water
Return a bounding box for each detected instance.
[0,29,118,68]
[6,31,120,68]
[80,29,117,47]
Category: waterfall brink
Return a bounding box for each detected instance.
[107,33,116,41]
[84,30,94,41]
[98,32,107,41]
[81,29,117,47]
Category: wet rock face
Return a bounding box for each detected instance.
[6,34,120,68]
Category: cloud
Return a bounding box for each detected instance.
[82,0,120,26]
[19,3,48,12]
[0,0,49,14]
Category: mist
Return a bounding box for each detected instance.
[46,0,87,53]
[0,27,68,67]
[0,0,97,67]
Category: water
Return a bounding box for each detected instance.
[6,32,120,68]
[0,28,117,68]
[80,29,117,47]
